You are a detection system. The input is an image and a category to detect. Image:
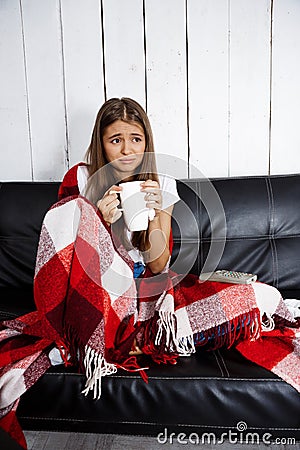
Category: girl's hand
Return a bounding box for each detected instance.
[141,180,162,217]
[96,185,122,225]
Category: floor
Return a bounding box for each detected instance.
[24,431,300,450]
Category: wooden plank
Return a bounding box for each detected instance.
[270,0,300,174]
[21,0,67,181]
[60,0,105,168]
[229,0,271,176]
[188,0,229,178]
[102,0,146,107]
[145,0,188,179]
[0,0,32,180]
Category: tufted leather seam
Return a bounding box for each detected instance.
[197,180,203,273]
[0,236,38,241]
[19,417,300,431]
[269,178,279,288]
[174,235,300,244]
[42,372,285,382]
[215,349,230,377]
[265,178,277,287]
[212,351,226,377]
[267,178,279,288]
[0,312,18,319]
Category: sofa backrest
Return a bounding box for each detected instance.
[0,174,300,297]
[172,174,300,295]
[0,182,60,288]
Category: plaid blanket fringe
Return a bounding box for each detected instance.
[193,310,261,349]
[0,194,299,449]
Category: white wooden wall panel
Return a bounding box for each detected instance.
[0,0,32,180]
[1,1,300,181]
[103,0,146,108]
[188,0,229,178]
[60,0,105,167]
[229,0,271,176]
[270,0,300,175]
[21,0,66,181]
[145,0,188,179]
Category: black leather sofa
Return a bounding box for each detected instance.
[0,174,299,443]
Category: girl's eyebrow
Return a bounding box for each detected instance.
[107,133,121,139]
[106,132,144,139]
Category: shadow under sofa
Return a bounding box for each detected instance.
[0,174,299,442]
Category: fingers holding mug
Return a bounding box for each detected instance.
[145,190,162,210]
[97,185,122,225]
[141,180,162,213]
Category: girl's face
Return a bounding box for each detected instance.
[102,120,146,178]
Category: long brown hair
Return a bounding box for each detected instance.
[84,97,159,251]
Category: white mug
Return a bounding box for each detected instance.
[116,181,153,232]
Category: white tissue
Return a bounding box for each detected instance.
[284,299,300,319]
[148,208,156,221]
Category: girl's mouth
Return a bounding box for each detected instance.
[119,157,136,164]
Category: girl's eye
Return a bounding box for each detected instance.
[111,138,121,144]
[133,137,141,143]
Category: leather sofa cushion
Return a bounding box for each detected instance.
[17,349,300,440]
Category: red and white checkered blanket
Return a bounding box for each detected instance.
[0,194,299,448]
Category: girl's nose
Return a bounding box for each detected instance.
[121,140,132,154]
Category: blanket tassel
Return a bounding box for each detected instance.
[155,310,196,356]
[116,356,149,384]
[81,345,117,400]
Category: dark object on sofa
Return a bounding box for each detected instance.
[0,428,24,450]
[0,174,299,442]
